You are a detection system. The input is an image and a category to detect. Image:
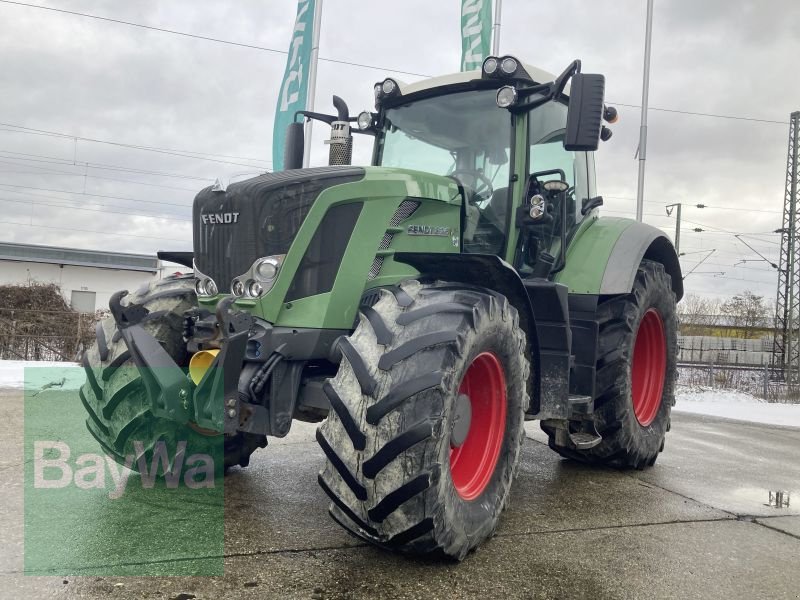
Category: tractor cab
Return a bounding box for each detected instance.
[290,56,614,282]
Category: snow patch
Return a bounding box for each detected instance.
[0,360,82,391]
[675,385,800,428]
[677,386,761,404]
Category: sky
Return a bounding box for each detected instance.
[1,0,798,302]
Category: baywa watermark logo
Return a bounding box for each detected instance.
[24,366,225,576]
[33,440,216,499]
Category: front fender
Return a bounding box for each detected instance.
[393,252,542,412]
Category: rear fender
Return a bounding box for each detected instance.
[555,217,683,300]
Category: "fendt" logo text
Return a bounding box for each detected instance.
[201,212,240,225]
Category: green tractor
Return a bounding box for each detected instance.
[81,56,681,560]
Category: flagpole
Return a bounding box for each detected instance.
[635,0,654,222]
[491,0,502,55]
[303,0,323,168]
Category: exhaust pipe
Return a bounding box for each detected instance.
[326,95,352,166]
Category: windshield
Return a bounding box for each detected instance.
[377,89,512,254]
[377,89,511,182]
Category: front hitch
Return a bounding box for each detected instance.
[109,291,194,423]
[191,297,253,433]
[109,292,253,434]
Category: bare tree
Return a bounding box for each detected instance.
[678,294,722,335]
[720,290,769,339]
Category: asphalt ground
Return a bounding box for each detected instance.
[1,387,798,600]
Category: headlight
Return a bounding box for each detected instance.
[482,56,499,76]
[230,255,284,300]
[193,261,218,298]
[529,194,546,220]
[496,86,518,108]
[500,57,518,75]
[255,257,280,280]
[194,277,218,297]
[543,180,570,193]
[357,111,373,130]
[247,280,264,298]
[381,79,397,95]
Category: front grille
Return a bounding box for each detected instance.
[367,200,420,280]
[192,167,364,288]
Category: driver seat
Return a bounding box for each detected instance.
[482,186,509,230]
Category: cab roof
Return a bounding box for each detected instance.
[390,63,563,97]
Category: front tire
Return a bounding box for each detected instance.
[80,274,267,475]
[317,281,530,560]
[542,260,678,468]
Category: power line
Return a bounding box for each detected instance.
[0,158,201,192]
[681,247,778,260]
[705,274,778,284]
[0,0,430,78]
[611,102,789,125]
[0,125,270,164]
[0,151,214,182]
[0,196,190,222]
[0,218,188,241]
[604,196,782,215]
[0,183,194,212]
[0,123,269,169]
[681,218,780,237]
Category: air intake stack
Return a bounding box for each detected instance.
[325,95,352,166]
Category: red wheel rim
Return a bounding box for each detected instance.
[449,352,507,501]
[631,308,667,426]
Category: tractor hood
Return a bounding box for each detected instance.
[193,166,365,290]
[192,165,462,328]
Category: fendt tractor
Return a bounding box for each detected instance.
[81,56,681,560]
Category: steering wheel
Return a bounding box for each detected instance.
[449,169,495,205]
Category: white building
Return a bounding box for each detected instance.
[0,242,176,313]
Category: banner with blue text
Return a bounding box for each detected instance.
[460,0,492,71]
[272,0,316,171]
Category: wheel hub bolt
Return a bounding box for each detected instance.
[227,408,236,418]
[226,398,237,408]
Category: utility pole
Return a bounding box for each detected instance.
[635,0,654,222]
[302,0,323,168]
[665,202,682,254]
[491,0,502,55]
[773,111,800,382]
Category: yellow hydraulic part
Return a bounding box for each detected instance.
[189,349,219,385]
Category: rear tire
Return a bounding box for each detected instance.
[317,280,530,560]
[542,260,677,468]
[80,274,266,474]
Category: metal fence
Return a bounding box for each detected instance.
[0,307,103,361]
[677,363,800,403]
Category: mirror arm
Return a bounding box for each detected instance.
[581,195,604,215]
[553,60,581,98]
[294,110,338,125]
[508,59,582,113]
[510,93,552,114]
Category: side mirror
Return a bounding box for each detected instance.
[564,73,605,152]
[284,122,305,170]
